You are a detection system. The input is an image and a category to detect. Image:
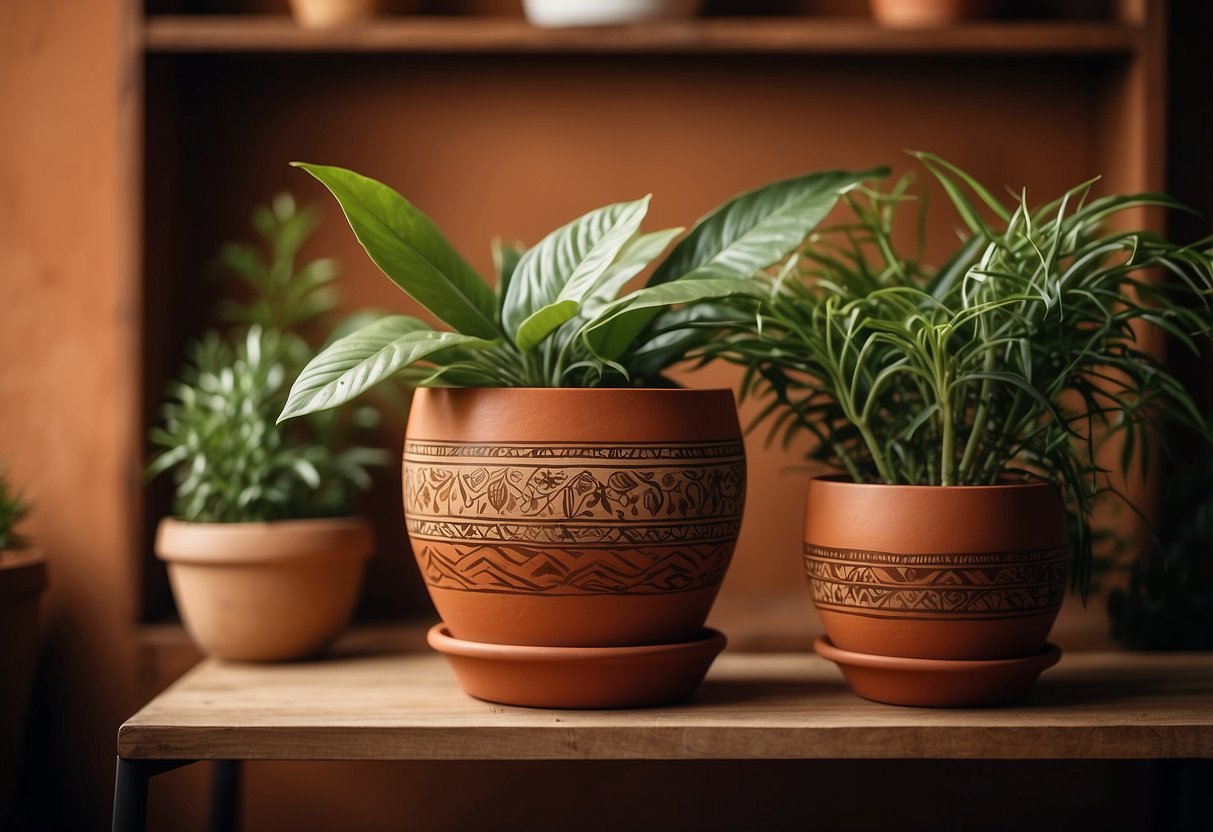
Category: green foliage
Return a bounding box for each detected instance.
[712,153,1213,591]
[0,466,30,552]
[148,196,389,523]
[278,163,885,420]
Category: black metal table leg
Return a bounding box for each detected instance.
[209,760,242,832]
[112,758,194,832]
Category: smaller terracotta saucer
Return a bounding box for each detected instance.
[814,635,1062,708]
[428,624,727,709]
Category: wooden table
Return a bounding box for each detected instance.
[113,645,1213,831]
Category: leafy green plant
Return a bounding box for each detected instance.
[148,196,389,523]
[277,163,885,420]
[712,152,1213,590]
[0,466,30,552]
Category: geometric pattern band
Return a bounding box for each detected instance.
[419,541,733,596]
[804,543,1069,617]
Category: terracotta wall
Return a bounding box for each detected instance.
[0,0,141,828]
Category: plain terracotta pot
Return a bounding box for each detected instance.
[869,0,992,28]
[0,549,46,825]
[403,387,746,647]
[428,624,727,708]
[156,517,373,662]
[804,478,1069,661]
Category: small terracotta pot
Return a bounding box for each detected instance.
[804,478,1069,661]
[869,0,992,28]
[0,549,46,824]
[156,517,372,662]
[403,387,746,648]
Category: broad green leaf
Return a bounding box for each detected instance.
[583,227,685,317]
[648,169,886,285]
[279,315,492,420]
[585,277,767,362]
[515,300,580,352]
[293,163,499,339]
[547,227,685,355]
[503,196,651,345]
[626,302,741,380]
[492,238,526,303]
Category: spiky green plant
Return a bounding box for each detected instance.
[0,466,30,552]
[148,196,389,523]
[712,153,1213,590]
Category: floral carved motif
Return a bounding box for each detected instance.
[404,442,745,525]
[804,544,1069,618]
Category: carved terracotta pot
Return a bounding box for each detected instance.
[403,387,746,648]
[804,478,1069,661]
[156,517,373,661]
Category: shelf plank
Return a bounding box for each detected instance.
[143,16,1140,56]
[119,645,1213,762]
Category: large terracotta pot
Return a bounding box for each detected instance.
[156,517,372,661]
[804,478,1069,661]
[403,387,746,648]
[0,549,46,825]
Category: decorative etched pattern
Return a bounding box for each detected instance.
[404,439,745,596]
[408,517,741,546]
[405,440,744,461]
[420,542,731,595]
[404,454,745,525]
[804,543,1068,618]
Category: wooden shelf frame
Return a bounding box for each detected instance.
[143,15,1142,56]
[119,645,1213,762]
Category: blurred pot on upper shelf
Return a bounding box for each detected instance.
[869,0,993,28]
[288,0,419,28]
[523,0,703,27]
[147,196,389,662]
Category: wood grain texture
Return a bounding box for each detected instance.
[143,16,1140,54]
[119,644,1213,762]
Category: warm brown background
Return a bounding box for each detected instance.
[1,0,1209,829]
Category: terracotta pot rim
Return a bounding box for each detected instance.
[156,516,373,565]
[809,475,1059,493]
[428,623,727,663]
[815,635,1062,672]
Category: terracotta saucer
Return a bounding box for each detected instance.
[814,635,1062,708]
[427,624,727,709]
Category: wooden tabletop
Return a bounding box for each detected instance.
[118,643,1213,762]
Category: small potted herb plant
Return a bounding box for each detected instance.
[0,466,45,822]
[149,196,388,662]
[713,153,1213,706]
[279,163,880,707]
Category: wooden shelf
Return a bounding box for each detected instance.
[143,16,1141,56]
[119,639,1213,763]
